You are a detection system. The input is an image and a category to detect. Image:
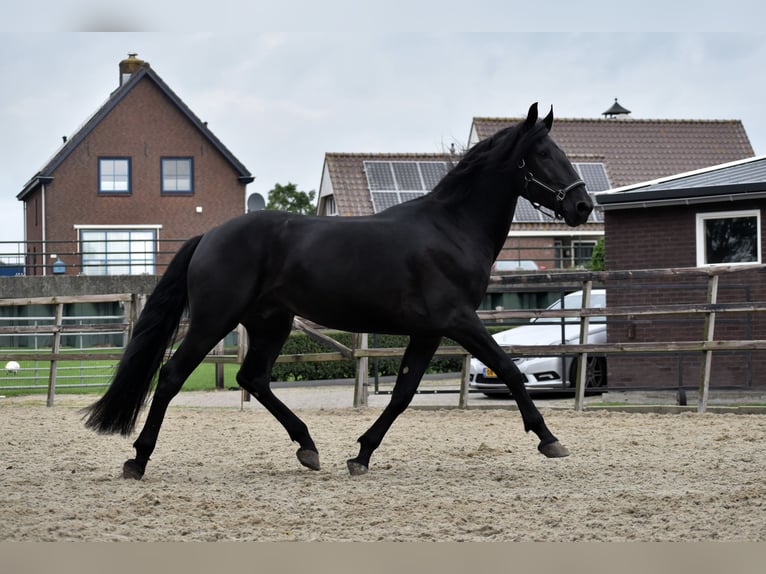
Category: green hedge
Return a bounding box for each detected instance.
[270,331,465,382]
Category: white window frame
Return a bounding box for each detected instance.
[695,209,761,267]
[76,225,161,276]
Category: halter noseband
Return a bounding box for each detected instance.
[518,159,585,220]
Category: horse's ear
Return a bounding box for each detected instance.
[543,106,554,131]
[524,103,539,129]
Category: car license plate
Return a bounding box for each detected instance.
[485,367,497,378]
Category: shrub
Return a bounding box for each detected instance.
[270,331,465,381]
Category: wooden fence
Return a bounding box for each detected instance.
[1,264,765,412]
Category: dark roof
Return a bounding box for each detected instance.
[18,64,253,200]
[596,155,766,210]
[470,117,754,189]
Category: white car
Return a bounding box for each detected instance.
[470,290,607,396]
[492,259,542,271]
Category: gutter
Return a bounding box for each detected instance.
[41,183,47,276]
[598,190,766,211]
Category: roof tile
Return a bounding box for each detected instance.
[471,117,754,188]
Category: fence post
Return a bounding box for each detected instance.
[458,352,471,409]
[353,333,369,407]
[123,297,133,348]
[46,303,64,407]
[237,324,250,404]
[573,280,593,411]
[698,274,719,413]
[129,294,146,341]
[213,340,225,389]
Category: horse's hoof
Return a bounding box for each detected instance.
[296,448,320,471]
[122,459,145,480]
[346,459,369,476]
[539,440,570,458]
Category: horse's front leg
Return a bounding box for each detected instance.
[347,335,441,476]
[447,315,569,458]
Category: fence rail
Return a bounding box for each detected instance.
[1,264,764,412]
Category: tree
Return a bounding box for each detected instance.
[266,182,317,215]
[589,237,605,271]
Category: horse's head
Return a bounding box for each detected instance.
[517,103,593,227]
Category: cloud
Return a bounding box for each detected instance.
[2,31,766,246]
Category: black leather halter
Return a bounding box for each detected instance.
[518,159,586,220]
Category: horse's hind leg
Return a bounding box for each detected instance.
[347,335,441,476]
[124,327,230,479]
[237,310,320,471]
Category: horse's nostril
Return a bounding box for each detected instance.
[577,201,591,214]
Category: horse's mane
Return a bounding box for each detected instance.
[430,118,549,201]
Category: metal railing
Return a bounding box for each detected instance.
[1,238,599,276]
[0,239,190,276]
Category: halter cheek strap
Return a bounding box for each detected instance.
[517,160,586,219]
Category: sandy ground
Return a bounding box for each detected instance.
[2,386,766,542]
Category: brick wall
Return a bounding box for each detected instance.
[499,236,554,269]
[604,201,766,390]
[35,77,247,274]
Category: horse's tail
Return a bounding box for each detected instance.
[82,234,204,436]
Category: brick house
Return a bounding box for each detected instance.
[596,156,766,391]
[16,54,253,276]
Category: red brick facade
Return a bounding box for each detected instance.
[19,59,251,275]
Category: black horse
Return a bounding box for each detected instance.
[83,103,593,478]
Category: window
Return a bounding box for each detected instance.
[161,157,193,194]
[696,210,761,266]
[79,228,158,275]
[573,240,597,267]
[555,239,597,268]
[99,158,131,193]
[321,195,337,216]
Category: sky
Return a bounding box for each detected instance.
[2,6,766,245]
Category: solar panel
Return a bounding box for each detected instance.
[514,196,606,224]
[400,192,426,203]
[371,192,400,213]
[574,162,611,192]
[513,197,545,222]
[365,161,450,212]
[419,162,449,189]
[392,162,423,190]
[364,161,395,190]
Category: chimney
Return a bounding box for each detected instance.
[119,53,147,86]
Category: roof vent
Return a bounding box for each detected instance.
[602,98,631,119]
[119,53,147,86]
